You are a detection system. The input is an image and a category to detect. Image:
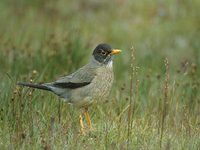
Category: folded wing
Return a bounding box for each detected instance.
[50,64,96,89]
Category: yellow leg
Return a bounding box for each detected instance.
[79,115,85,134]
[84,108,92,129]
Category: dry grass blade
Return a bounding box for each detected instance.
[159,58,169,149]
[127,46,136,149]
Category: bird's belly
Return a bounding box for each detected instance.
[93,74,113,101]
[70,68,113,107]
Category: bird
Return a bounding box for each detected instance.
[17,43,121,134]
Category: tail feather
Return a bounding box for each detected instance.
[17,82,52,91]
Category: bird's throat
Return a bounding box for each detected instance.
[106,60,113,68]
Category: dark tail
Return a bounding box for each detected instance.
[17,82,52,91]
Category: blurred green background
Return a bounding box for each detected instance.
[0,0,200,149]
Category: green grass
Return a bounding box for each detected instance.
[0,0,200,149]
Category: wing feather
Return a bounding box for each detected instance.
[53,82,91,89]
[51,64,96,89]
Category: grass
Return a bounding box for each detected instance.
[0,0,200,149]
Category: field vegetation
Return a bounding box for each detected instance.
[0,0,200,149]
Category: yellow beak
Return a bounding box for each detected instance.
[111,49,121,55]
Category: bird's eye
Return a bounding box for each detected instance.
[100,50,107,55]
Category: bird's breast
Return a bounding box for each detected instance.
[92,66,114,101]
[69,66,114,108]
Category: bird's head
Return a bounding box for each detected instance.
[92,43,121,66]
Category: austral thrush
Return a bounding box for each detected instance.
[18,43,121,133]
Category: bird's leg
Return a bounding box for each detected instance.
[84,108,92,129]
[79,114,85,135]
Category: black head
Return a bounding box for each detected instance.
[92,43,113,64]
